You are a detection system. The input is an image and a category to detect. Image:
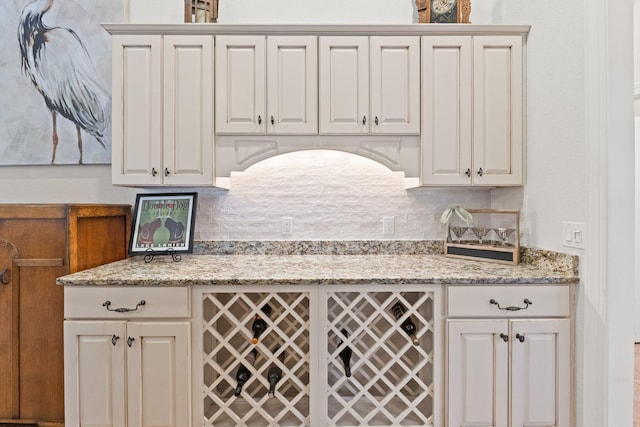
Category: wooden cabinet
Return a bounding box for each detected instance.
[421,35,524,186]
[112,34,214,186]
[64,287,191,427]
[216,35,317,134]
[446,285,571,427]
[319,36,420,135]
[0,204,130,426]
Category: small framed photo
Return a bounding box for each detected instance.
[129,192,197,255]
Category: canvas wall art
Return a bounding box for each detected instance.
[0,0,123,165]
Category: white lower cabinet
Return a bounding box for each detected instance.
[63,287,191,427]
[446,285,571,427]
[193,284,443,427]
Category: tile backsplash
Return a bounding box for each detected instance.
[193,150,519,241]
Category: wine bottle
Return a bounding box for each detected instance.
[338,328,352,377]
[251,304,273,344]
[234,348,258,397]
[391,302,420,346]
[267,349,286,398]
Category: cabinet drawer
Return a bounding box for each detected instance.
[64,286,190,319]
[447,285,570,317]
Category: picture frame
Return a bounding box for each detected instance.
[129,192,197,256]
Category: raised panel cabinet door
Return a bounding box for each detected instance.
[64,321,127,427]
[126,322,191,427]
[163,35,214,185]
[510,319,571,427]
[319,36,369,134]
[370,36,420,135]
[111,35,163,185]
[472,35,524,186]
[421,36,472,185]
[216,36,266,134]
[448,320,509,427]
[267,36,318,135]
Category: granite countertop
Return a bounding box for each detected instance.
[56,251,579,287]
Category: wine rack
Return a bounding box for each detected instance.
[202,291,310,426]
[327,290,435,426]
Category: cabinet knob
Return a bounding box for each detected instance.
[111,335,120,346]
[151,168,157,177]
[499,333,509,342]
[515,333,526,343]
[465,168,471,178]
[374,116,379,125]
[0,268,9,285]
[258,115,262,125]
[271,115,275,125]
[477,168,484,177]
[164,168,170,177]
[127,337,135,347]
[362,116,367,125]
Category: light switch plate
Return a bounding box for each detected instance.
[562,221,586,248]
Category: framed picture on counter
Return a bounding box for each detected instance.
[129,192,197,255]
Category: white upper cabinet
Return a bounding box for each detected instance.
[216,35,317,134]
[421,35,524,186]
[473,35,523,186]
[319,36,420,135]
[111,34,214,186]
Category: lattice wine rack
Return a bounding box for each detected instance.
[200,288,436,427]
[327,291,435,426]
[202,292,310,426]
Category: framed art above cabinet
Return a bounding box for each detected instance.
[105,24,529,188]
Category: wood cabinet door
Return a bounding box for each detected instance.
[510,319,571,427]
[370,36,420,135]
[64,321,127,427]
[319,36,369,134]
[0,239,19,419]
[448,319,509,427]
[126,322,191,427]
[111,35,163,186]
[421,36,472,185]
[472,35,524,186]
[163,35,215,185]
[216,36,266,134]
[266,36,318,135]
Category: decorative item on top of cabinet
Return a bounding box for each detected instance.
[0,204,130,426]
[417,0,471,23]
[444,209,520,264]
[185,0,219,22]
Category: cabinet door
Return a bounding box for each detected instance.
[421,36,472,185]
[64,321,127,427]
[266,36,317,135]
[126,322,191,427]
[370,36,420,134]
[319,36,369,134]
[163,35,214,185]
[0,239,18,419]
[472,36,524,185]
[216,36,266,134]
[111,35,163,186]
[448,320,508,427]
[510,319,570,427]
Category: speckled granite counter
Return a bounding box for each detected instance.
[56,247,579,287]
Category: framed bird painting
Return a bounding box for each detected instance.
[0,0,124,165]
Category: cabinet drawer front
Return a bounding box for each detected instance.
[447,285,570,317]
[64,287,190,319]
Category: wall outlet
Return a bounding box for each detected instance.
[562,221,586,249]
[282,217,293,234]
[383,216,395,235]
